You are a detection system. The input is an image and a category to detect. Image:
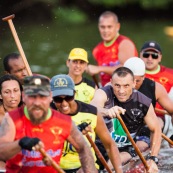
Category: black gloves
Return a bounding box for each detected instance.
[77,122,91,132]
[19,136,40,151]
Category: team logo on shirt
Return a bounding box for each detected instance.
[130,108,142,121]
[50,126,63,144]
[159,77,168,84]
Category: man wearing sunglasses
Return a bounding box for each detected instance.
[140,41,173,147]
[140,41,173,116]
[50,74,123,173]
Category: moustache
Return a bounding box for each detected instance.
[30,106,44,111]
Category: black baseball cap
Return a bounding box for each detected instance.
[23,75,51,96]
[140,41,162,53]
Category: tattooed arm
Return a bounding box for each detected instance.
[0,113,20,161]
[67,121,98,173]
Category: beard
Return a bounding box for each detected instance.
[28,105,47,125]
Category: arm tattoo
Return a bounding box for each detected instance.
[0,116,10,137]
[70,124,97,172]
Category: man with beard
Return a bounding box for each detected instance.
[0,75,97,173]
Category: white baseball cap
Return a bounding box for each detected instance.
[124,57,145,76]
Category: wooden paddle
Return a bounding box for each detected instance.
[85,134,112,173]
[2,14,32,76]
[39,148,65,173]
[161,133,173,146]
[116,115,149,171]
[2,14,66,172]
[92,75,100,88]
[155,108,168,115]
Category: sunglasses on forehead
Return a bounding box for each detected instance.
[142,52,159,59]
[53,95,74,103]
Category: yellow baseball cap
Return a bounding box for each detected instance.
[68,48,89,63]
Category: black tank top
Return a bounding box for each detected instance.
[138,78,156,107]
[102,85,152,133]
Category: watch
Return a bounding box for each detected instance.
[149,156,159,165]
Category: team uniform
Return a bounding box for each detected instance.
[74,77,95,104]
[145,65,173,147]
[6,106,72,173]
[145,65,173,117]
[59,100,98,171]
[93,35,138,86]
[95,85,151,167]
[138,78,156,108]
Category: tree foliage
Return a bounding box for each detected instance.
[88,0,173,9]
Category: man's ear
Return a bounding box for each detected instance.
[66,60,70,67]
[133,80,136,89]
[0,94,2,100]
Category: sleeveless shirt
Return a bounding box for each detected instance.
[97,85,151,148]
[60,100,98,170]
[75,77,95,104]
[6,106,72,173]
[93,35,138,86]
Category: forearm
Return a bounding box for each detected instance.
[150,129,162,156]
[96,107,109,117]
[98,65,121,75]
[105,142,123,173]
[78,145,98,173]
[0,140,21,161]
[94,106,126,118]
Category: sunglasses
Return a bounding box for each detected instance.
[53,95,74,103]
[142,52,159,59]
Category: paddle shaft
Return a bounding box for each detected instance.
[2,14,32,76]
[85,134,112,173]
[155,108,168,115]
[39,148,65,173]
[92,75,100,88]
[116,115,149,171]
[161,133,173,145]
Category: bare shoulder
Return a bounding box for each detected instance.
[118,39,137,63]
[155,81,167,92]
[155,81,168,97]
[90,88,107,105]
[119,39,136,48]
[0,113,15,143]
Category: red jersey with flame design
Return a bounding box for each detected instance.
[6,106,72,173]
[145,65,173,117]
[93,35,138,86]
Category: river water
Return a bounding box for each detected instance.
[0,19,173,79]
[121,147,173,173]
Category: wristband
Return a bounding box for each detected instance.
[148,156,159,165]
